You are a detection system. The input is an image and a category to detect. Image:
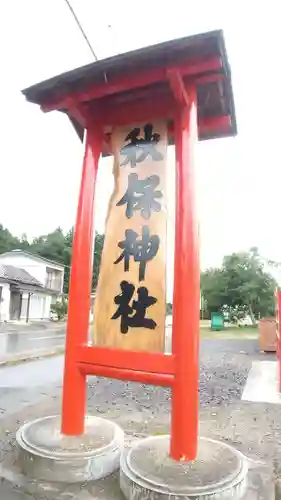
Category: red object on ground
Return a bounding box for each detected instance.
[277,291,281,391]
[22,31,236,461]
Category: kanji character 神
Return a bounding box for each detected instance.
[114,226,160,281]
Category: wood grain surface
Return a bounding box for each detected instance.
[93,120,168,352]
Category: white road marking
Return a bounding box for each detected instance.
[242,360,281,404]
[29,335,65,340]
[0,331,65,337]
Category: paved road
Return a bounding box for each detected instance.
[0,355,64,417]
[0,355,64,388]
[0,322,172,361]
[0,338,264,416]
[0,327,66,361]
[0,338,263,389]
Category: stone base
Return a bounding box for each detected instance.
[16,415,124,483]
[120,436,249,499]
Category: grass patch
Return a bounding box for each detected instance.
[152,429,169,436]
[0,346,65,367]
[200,326,259,339]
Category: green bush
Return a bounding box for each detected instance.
[50,298,68,321]
[166,302,172,315]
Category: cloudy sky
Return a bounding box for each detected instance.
[0,0,280,294]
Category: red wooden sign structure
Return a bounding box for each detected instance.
[22,30,236,461]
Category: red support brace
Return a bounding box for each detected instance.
[166,69,190,107]
[77,363,174,387]
[77,346,175,375]
[61,124,102,435]
[170,85,200,461]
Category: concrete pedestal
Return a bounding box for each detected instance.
[120,436,248,499]
[16,415,124,483]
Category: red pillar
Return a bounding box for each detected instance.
[170,86,200,461]
[61,125,101,435]
[278,290,281,392]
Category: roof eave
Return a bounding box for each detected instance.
[21,30,237,142]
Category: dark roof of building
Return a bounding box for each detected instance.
[0,264,43,287]
[22,30,237,142]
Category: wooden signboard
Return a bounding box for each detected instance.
[93,120,168,352]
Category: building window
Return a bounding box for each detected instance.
[45,270,62,291]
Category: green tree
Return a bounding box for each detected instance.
[30,227,66,263]
[93,233,105,290]
[201,248,276,324]
[200,268,227,313]
[19,233,30,251]
[0,224,21,254]
[61,229,104,293]
[62,228,73,293]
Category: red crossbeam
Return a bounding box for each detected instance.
[78,363,174,387]
[77,345,175,375]
[41,57,222,113]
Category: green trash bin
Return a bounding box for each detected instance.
[211,312,224,331]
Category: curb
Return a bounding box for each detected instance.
[0,326,66,336]
[0,346,65,367]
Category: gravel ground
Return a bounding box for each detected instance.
[0,338,277,499]
[87,339,263,416]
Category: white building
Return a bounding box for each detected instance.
[0,250,64,322]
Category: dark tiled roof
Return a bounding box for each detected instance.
[0,264,43,287]
[22,30,237,142]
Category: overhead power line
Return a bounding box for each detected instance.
[63,0,98,61]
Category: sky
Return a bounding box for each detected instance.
[0,0,280,294]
